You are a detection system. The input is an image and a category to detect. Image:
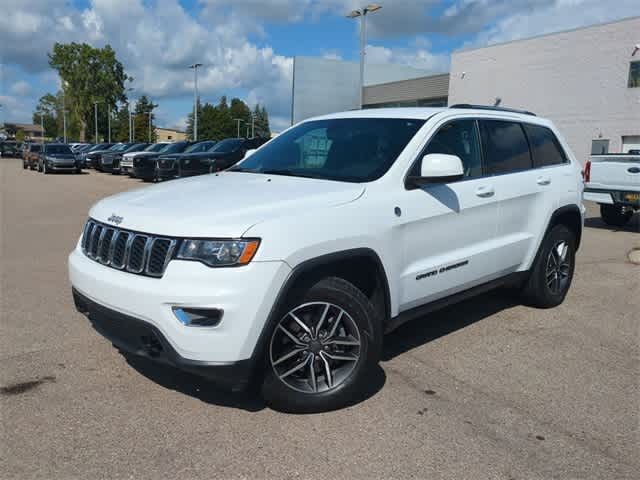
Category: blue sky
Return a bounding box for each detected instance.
[1,1,637,132]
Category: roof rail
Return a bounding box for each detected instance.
[449,104,537,116]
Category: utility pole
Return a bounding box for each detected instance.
[40,113,44,144]
[107,105,111,143]
[62,88,67,143]
[347,4,382,109]
[148,109,152,142]
[93,101,99,143]
[234,118,244,138]
[189,63,202,141]
[251,112,255,138]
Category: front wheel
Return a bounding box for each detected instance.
[600,204,633,227]
[521,224,576,308]
[261,277,381,413]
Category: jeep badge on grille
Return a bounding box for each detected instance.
[107,214,124,225]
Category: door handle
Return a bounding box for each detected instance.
[537,176,551,185]
[475,185,495,198]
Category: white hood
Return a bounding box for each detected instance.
[90,172,365,237]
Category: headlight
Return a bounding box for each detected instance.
[177,239,260,267]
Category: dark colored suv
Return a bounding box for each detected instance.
[133,141,191,181]
[101,143,149,174]
[156,138,267,180]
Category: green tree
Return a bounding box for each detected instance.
[33,93,58,139]
[253,104,271,139]
[15,130,25,143]
[132,95,157,142]
[229,97,251,137]
[48,42,129,142]
[111,104,131,142]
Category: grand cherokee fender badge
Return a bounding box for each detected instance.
[107,214,124,225]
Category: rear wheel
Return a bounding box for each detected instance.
[600,204,633,227]
[521,224,575,308]
[261,277,381,413]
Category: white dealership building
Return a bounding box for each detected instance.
[291,16,640,163]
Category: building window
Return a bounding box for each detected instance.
[168,135,172,140]
[629,61,640,88]
[591,139,609,155]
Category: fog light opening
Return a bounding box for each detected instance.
[173,307,223,327]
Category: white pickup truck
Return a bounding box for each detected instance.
[584,154,640,226]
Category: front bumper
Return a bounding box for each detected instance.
[73,288,253,389]
[68,246,291,365]
[47,162,79,171]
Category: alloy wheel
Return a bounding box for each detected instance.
[546,240,571,294]
[269,302,361,394]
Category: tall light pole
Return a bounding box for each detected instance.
[127,87,134,143]
[347,4,382,109]
[93,101,99,143]
[62,85,67,143]
[189,63,202,141]
[148,108,152,142]
[251,112,255,138]
[107,105,111,143]
[234,118,244,138]
[39,112,44,144]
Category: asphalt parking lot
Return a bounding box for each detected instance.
[1,156,638,479]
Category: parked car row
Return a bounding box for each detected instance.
[19,137,268,180]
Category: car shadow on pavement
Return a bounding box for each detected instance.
[123,354,266,412]
[584,216,639,233]
[382,291,519,361]
[123,354,386,413]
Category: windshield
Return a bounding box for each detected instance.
[212,139,243,154]
[145,143,167,152]
[159,142,188,154]
[184,141,215,153]
[30,144,42,152]
[110,143,130,151]
[232,118,425,182]
[125,143,147,153]
[45,145,72,155]
[89,143,110,152]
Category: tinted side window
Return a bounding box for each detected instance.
[419,120,482,178]
[480,120,531,175]
[523,124,567,167]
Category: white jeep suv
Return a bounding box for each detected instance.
[69,105,584,412]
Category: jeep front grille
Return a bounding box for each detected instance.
[81,219,177,278]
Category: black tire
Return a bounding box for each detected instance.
[75,168,82,174]
[600,204,632,227]
[261,277,382,413]
[42,162,49,174]
[521,224,576,308]
[23,161,27,169]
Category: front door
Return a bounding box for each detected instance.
[396,118,501,312]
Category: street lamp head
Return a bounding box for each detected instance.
[189,63,203,69]
[347,10,361,18]
[365,4,382,13]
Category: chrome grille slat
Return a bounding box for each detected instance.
[80,219,176,278]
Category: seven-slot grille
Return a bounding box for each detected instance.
[81,219,177,277]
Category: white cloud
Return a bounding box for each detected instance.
[0,0,637,127]
[10,81,31,96]
[366,45,450,73]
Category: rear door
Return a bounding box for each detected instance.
[479,120,566,273]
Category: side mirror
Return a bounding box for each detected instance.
[407,153,464,188]
[243,149,256,159]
